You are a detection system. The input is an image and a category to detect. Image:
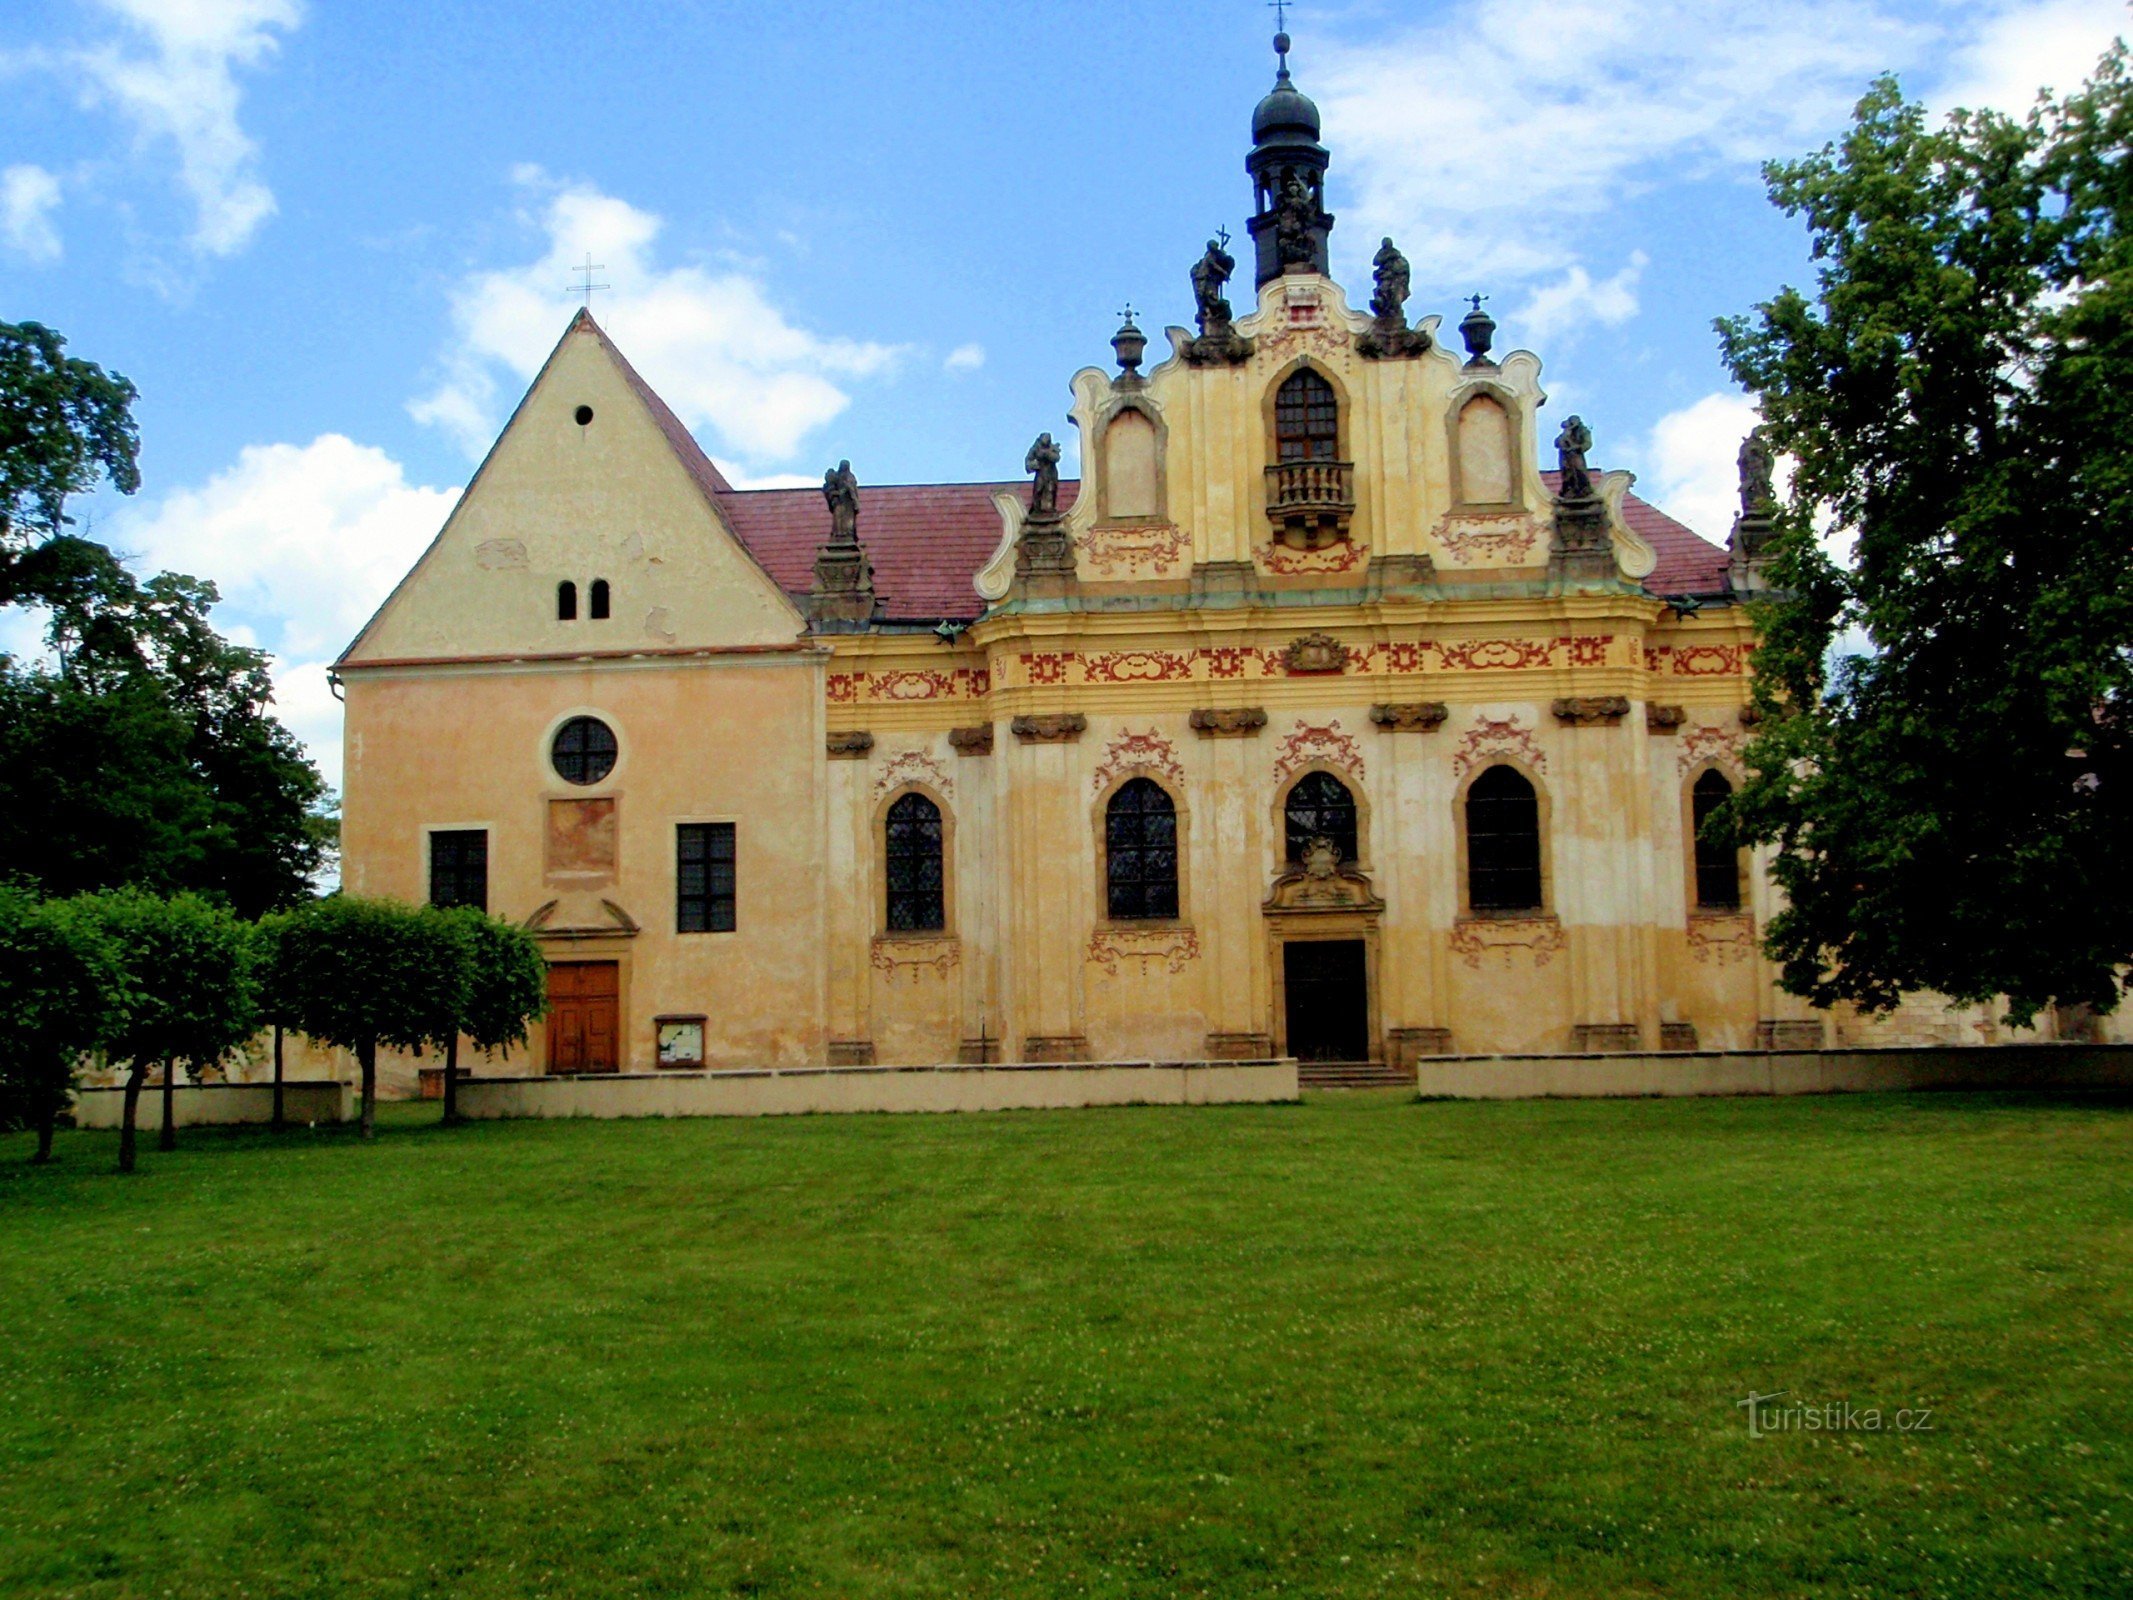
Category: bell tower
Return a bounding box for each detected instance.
[1244,28,1334,288]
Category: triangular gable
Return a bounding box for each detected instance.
[340,312,803,667]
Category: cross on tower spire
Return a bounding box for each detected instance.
[1269,0,1293,75]
[570,254,610,309]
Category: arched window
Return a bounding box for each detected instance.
[885,792,945,931]
[557,580,578,621]
[1105,777,1178,920]
[1285,770,1358,865]
[1274,368,1339,462]
[1692,770,1742,910]
[589,578,611,620]
[1467,765,1542,911]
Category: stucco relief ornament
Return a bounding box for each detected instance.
[1687,915,1756,967]
[1450,917,1567,969]
[1452,715,1547,778]
[1272,721,1364,784]
[1080,520,1192,577]
[873,749,952,802]
[1677,722,1746,777]
[1091,728,1184,794]
[1086,925,1201,977]
[871,937,961,983]
[1281,632,1349,674]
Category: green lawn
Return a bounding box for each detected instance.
[2,1093,2128,1599]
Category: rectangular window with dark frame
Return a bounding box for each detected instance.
[428,829,488,911]
[677,822,736,933]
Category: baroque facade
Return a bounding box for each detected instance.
[335,41,1833,1077]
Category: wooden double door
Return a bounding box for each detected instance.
[547,961,620,1075]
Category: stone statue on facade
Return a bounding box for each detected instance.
[1554,416,1596,503]
[1369,237,1410,322]
[1184,230,1254,367]
[1548,414,1614,582]
[1190,234,1237,336]
[1013,431,1075,593]
[822,459,860,543]
[1358,236,1430,360]
[1025,432,1062,516]
[808,459,874,629]
[1729,424,1780,590]
[1275,169,1317,267]
[1738,425,1776,515]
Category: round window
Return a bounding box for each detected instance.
[551,716,618,785]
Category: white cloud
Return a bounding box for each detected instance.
[1938,0,2129,113]
[711,462,819,491]
[1314,0,1927,292]
[108,433,458,790]
[1,165,63,261]
[71,0,299,257]
[1516,252,1647,346]
[1644,391,1761,539]
[413,171,902,469]
[944,342,986,373]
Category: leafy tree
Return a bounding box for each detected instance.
[77,889,257,1173]
[0,543,327,914]
[1715,48,2133,1024]
[0,888,129,1163]
[0,321,140,610]
[273,897,465,1140]
[433,906,548,1125]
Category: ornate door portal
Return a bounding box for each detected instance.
[1284,940,1369,1062]
[546,961,620,1074]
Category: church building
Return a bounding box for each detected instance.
[335,35,1823,1081]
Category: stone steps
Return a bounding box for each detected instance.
[1297,1060,1418,1090]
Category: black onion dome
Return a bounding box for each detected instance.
[1252,75,1321,144]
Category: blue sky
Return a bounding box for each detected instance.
[3,0,2127,790]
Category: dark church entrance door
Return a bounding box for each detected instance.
[1283,940,1369,1062]
[546,961,620,1074]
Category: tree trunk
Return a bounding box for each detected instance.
[272,1023,286,1131]
[159,1057,177,1152]
[118,1062,148,1173]
[32,1110,54,1165]
[359,1039,377,1141]
[442,1033,460,1126]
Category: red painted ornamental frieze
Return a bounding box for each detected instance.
[1002,636,1617,691]
[1644,642,1750,676]
[828,666,990,704]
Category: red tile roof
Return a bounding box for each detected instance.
[1542,471,1734,597]
[718,474,1729,621]
[718,481,1078,623]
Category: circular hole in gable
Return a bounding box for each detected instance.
[574,405,594,426]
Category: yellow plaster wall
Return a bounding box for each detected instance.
[340,654,827,1071]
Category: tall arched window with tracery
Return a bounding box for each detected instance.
[1466,765,1542,911]
[1692,770,1742,910]
[1105,777,1179,920]
[884,792,945,931]
[1284,770,1359,865]
[1274,367,1340,462]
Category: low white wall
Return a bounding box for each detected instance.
[456,1060,1299,1121]
[1410,1045,2133,1100]
[71,1081,352,1128]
